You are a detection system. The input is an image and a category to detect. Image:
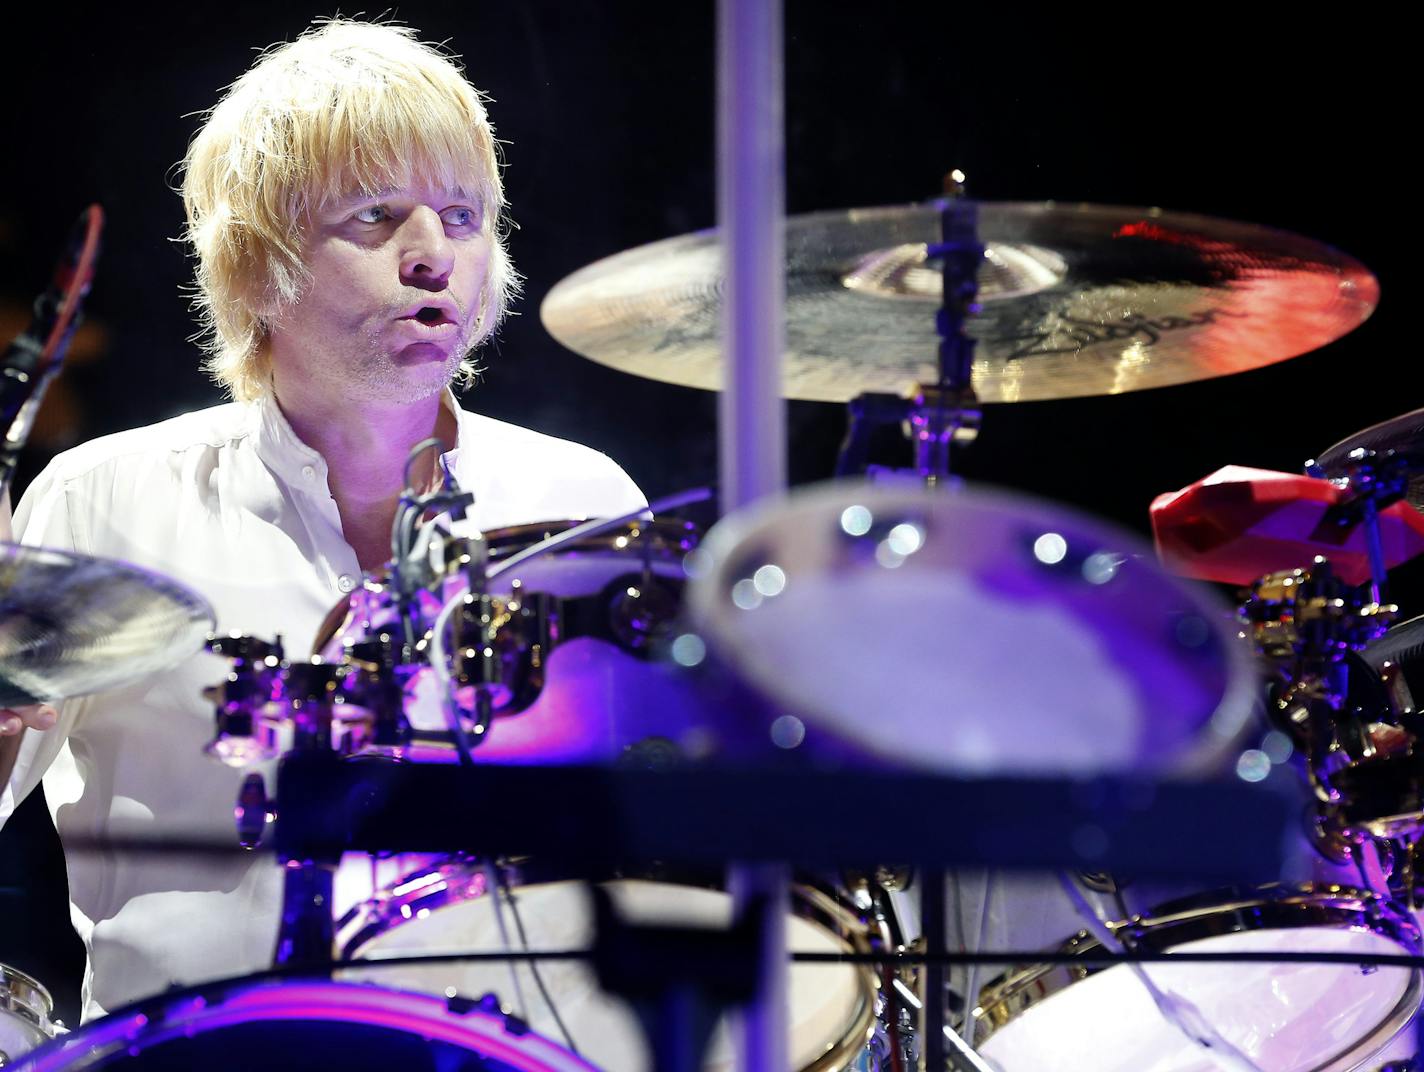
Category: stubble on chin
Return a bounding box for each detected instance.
[346,323,469,405]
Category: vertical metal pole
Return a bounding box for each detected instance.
[718,0,788,1069]
[729,864,789,1072]
[921,868,948,1071]
[272,860,336,970]
[717,0,786,512]
[1361,494,1389,606]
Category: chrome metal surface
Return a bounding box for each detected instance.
[0,963,57,1065]
[542,202,1377,403]
[0,542,215,707]
[1318,406,1424,514]
[314,518,699,657]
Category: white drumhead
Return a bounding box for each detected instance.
[685,479,1254,775]
[341,878,868,1072]
[979,925,1417,1072]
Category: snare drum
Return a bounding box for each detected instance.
[974,883,1421,1072]
[336,860,879,1072]
[18,978,596,1071]
[1,964,58,1065]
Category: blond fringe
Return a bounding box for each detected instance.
[178,19,519,402]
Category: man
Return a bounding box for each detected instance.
[0,19,644,1020]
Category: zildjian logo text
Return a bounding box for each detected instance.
[998,308,1247,360]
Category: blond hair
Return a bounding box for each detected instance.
[179,19,518,401]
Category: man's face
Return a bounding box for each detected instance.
[267,179,491,407]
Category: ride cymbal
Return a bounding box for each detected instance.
[542,201,1377,403]
[0,543,215,707]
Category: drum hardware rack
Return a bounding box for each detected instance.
[249,755,1301,1071]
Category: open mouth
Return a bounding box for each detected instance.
[408,306,454,326]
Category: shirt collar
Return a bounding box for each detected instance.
[251,387,472,491]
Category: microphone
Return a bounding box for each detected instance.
[0,204,105,497]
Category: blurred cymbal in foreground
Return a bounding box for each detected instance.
[0,543,215,707]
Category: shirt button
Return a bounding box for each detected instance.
[337,574,357,593]
[301,465,317,481]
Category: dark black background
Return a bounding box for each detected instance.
[0,2,1411,1023]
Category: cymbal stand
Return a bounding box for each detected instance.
[834,174,983,484]
[916,860,948,1072]
[1243,557,1395,801]
[1287,452,1411,785]
[1305,447,1412,606]
[264,662,349,972]
[915,175,990,1072]
[916,172,983,483]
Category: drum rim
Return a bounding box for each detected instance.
[18,976,599,1072]
[973,882,1422,1070]
[482,518,700,564]
[338,858,881,1072]
[1,962,55,1034]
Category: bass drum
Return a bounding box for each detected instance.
[973,884,1421,1072]
[336,860,879,1072]
[17,978,598,1072]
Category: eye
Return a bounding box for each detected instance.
[442,206,482,230]
[353,204,391,224]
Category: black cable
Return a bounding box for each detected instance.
[386,437,482,763]
[403,437,446,493]
[391,437,452,565]
[495,870,581,1056]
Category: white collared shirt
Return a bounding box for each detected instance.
[1,391,645,1020]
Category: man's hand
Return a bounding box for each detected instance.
[0,704,53,789]
[0,704,57,736]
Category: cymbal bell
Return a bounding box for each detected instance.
[0,542,215,707]
[541,201,1377,403]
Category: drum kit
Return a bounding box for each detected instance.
[5,192,1424,1071]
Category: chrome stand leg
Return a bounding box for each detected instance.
[921,869,946,1070]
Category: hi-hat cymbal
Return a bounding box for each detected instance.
[1317,407,1424,513]
[541,201,1377,403]
[0,543,215,707]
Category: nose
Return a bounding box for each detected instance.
[398,207,455,290]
